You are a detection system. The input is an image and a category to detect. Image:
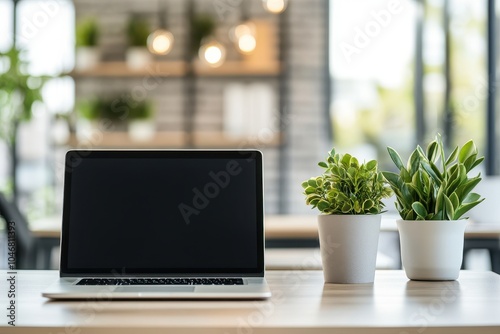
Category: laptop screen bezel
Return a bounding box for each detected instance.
[59,150,265,277]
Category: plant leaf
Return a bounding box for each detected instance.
[317,200,330,212]
[469,156,485,171]
[453,199,485,220]
[464,192,481,203]
[412,202,428,219]
[422,162,442,185]
[456,176,482,202]
[445,146,459,167]
[458,140,476,163]
[366,160,377,170]
[444,194,454,220]
[450,192,460,209]
[387,147,404,170]
[426,140,438,162]
[304,186,316,194]
[318,161,328,168]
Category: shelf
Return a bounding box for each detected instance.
[193,61,281,77]
[66,131,281,149]
[70,60,281,78]
[67,132,186,148]
[71,61,187,78]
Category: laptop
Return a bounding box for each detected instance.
[43,149,271,299]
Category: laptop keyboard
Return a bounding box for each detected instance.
[76,278,244,286]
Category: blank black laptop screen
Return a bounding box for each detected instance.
[60,150,264,276]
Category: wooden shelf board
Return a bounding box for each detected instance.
[193,131,281,148]
[194,61,281,76]
[66,131,281,149]
[71,61,281,78]
[67,132,186,148]
[71,61,187,78]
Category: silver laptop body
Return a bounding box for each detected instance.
[43,150,271,300]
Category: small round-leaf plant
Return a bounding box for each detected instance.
[302,149,392,215]
[381,134,485,221]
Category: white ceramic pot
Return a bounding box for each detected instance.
[126,47,152,70]
[75,47,100,71]
[128,119,155,142]
[318,214,381,284]
[397,219,468,281]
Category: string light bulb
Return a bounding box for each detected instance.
[230,21,257,54]
[147,29,174,55]
[199,39,226,67]
[262,0,288,14]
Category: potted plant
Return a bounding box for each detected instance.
[75,18,99,70]
[126,15,152,69]
[76,97,128,134]
[127,100,155,141]
[302,149,392,283]
[382,135,484,281]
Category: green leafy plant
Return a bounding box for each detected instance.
[302,149,392,215]
[127,15,150,47]
[0,47,50,198]
[382,135,484,221]
[76,18,99,47]
[190,14,216,54]
[77,97,153,121]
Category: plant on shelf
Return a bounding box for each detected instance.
[126,15,152,69]
[382,134,485,281]
[0,47,50,200]
[75,18,100,70]
[301,149,391,284]
[190,14,216,55]
[77,97,153,128]
[127,16,150,47]
[78,98,151,120]
[76,18,98,47]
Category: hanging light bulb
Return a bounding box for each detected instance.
[147,29,174,55]
[230,21,257,54]
[262,0,288,14]
[199,39,226,68]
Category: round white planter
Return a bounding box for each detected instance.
[75,47,100,71]
[128,119,155,142]
[397,219,468,281]
[318,214,381,284]
[126,47,153,70]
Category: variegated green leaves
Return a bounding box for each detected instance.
[302,149,392,215]
[382,135,484,221]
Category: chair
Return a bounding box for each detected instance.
[463,176,500,273]
[0,192,37,269]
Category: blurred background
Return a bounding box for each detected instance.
[0,0,499,269]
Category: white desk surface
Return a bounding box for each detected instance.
[1,270,500,333]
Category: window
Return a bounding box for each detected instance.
[0,0,74,218]
[330,0,496,174]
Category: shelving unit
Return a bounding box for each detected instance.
[69,1,287,161]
